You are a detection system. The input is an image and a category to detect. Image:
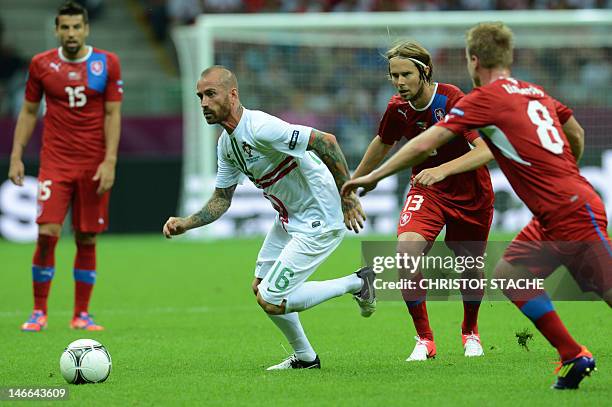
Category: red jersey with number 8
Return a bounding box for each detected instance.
[25,46,123,169]
[437,77,598,228]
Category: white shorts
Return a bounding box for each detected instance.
[255,218,345,306]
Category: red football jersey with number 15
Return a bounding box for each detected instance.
[437,77,598,227]
[25,46,123,169]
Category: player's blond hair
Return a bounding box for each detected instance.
[385,41,433,84]
[466,22,514,69]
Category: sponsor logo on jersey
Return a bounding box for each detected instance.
[49,62,61,72]
[289,130,299,150]
[90,60,104,76]
[450,107,464,117]
[399,211,412,226]
[416,121,428,131]
[434,108,446,122]
[68,71,81,81]
[397,108,408,119]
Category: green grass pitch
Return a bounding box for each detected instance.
[0,234,610,406]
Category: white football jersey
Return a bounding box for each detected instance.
[215,109,344,235]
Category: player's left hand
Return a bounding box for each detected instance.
[341,174,378,197]
[413,167,447,187]
[93,160,116,195]
[341,192,366,233]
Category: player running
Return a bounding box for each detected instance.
[343,22,610,389]
[8,1,122,332]
[163,66,374,370]
[352,41,494,361]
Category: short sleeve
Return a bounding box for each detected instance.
[24,58,43,103]
[463,130,481,143]
[377,104,403,145]
[436,87,493,141]
[252,115,311,158]
[215,139,244,188]
[444,88,480,144]
[104,53,123,102]
[552,97,573,124]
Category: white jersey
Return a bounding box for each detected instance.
[215,109,344,235]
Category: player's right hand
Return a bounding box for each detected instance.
[163,216,189,239]
[8,159,25,186]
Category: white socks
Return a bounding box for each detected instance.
[285,273,362,313]
[268,312,317,362]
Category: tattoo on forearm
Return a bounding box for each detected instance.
[189,185,236,228]
[308,130,351,192]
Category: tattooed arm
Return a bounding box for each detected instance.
[307,129,366,233]
[162,185,237,238]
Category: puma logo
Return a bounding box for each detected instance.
[50,62,61,72]
[397,108,408,119]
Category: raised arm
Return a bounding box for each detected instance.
[342,126,456,197]
[413,137,493,186]
[8,100,40,186]
[307,129,365,233]
[163,185,237,238]
[352,136,393,178]
[562,116,584,162]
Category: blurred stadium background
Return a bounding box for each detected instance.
[1,0,611,242]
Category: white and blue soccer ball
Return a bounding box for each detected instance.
[59,339,112,384]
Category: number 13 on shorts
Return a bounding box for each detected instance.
[403,194,424,212]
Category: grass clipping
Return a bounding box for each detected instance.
[515,328,534,351]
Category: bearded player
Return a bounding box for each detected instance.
[163,66,375,370]
[8,1,122,331]
[344,23,610,389]
[352,41,494,361]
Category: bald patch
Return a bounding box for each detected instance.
[200,65,238,91]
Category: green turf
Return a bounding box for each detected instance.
[0,235,609,406]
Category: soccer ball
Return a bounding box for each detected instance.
[59,339,112,384]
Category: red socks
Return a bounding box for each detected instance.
[32,234,59,314]
[73,242,97,317]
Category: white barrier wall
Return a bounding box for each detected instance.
[2,150,611,242]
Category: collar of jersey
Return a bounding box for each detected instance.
[227,108,248,137]
[57,46,93,63]
[408,82,438,112]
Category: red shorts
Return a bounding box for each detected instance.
[37,167,110,233]
[504,201,612,296]
[397,187,493,256]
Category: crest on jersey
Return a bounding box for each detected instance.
[434,108,446,122]
[242,142,253,158]
[90,60,104,76]
[399,211,412,227]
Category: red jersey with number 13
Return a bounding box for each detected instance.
[25,46,123,169]
[378,82,493,210]
[437,77,598,227]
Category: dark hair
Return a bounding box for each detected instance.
[55,1,89,26]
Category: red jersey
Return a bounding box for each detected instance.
[378,82,493,209]
[25,46,123,169]
[437,77,598,228]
